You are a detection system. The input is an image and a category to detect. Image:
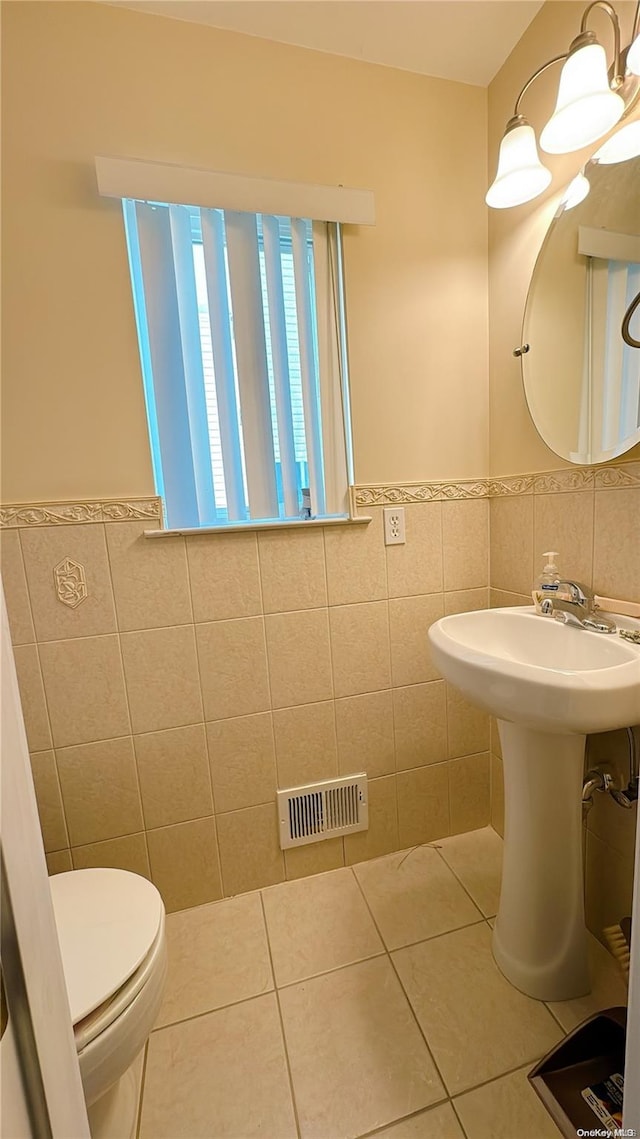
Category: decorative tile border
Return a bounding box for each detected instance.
[1,462,638,525]
[0,497,163,528]
[355,480,490,506]
[593,461,640,489]
[355,460,640,505]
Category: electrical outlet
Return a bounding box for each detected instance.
[384,506,406,545]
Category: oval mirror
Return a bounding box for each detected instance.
[522,155,640,465]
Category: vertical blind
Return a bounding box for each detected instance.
[122,201,351,529]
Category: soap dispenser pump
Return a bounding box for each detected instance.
[533,551,560,614]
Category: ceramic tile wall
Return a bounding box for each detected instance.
[487,472,640,943]
[1,501,491,912]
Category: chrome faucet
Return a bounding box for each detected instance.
[540,580,617,633]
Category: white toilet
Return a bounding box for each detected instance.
[49,867,167,1139]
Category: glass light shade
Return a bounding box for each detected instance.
[627,34,640,75]
[559,171,590,210]
[486,121,552,208]
[540,42,624,154]
[593,119,640,162]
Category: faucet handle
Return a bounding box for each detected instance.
[556,580,593,605]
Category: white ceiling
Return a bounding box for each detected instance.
[110,1,544,87]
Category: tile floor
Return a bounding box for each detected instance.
[136,826,627,1139]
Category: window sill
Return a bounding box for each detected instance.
[144,515,372,538]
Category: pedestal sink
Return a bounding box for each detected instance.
[429,607,640,1001]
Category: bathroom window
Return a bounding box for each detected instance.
[100,157,363,532]
[122,203,353,529]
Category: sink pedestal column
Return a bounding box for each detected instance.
[493,720,590,1002]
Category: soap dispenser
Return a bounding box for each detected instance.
[533,551,560,614]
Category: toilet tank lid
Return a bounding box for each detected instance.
[49,868,165,1024]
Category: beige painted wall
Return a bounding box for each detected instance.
[1,0,488,503]
[488,0,640,476]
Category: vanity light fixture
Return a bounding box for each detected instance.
[486,0,640,208]
[539,31,624,154]
[485,116,552,208]
[592,116,640,161]
[628,30,640,73]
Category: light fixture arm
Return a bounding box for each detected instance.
[579,1,623,85]
[513,54,567,116]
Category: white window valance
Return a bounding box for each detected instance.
[95,156,375,225]
[578,226,640,263]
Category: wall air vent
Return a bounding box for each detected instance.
[277,774,368,850]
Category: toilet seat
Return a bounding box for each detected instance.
[73,917,165,1051]
[49,868,164,1029]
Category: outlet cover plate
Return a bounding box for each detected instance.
[384,507,406,545]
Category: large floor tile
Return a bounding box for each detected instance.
[140,993,297,1139]
[436,827,503,917]
[156,892,273,1027]
[546,931,627,1032]
[262,867,383,986]
[353,846,482,950]
[453,1065,563,1138]
[370,1102,465,1138]
[392,924,562,1095]
[280,956,445,1139]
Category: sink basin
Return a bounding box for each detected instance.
[429,606,640,734]
[428,606,640,1002]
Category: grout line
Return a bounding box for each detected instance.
[486,492,491,605]
[113,621,150,874]
[258,891,302,1139]
[450,1095,471,1139]
[531,489,537,599]
[17,529,73,853]
[252,542,286,885]
[135,1039,149,1139]
[590,486,597,592]
[450,1055,557,1103]
[100,521,123,633]
[444,684,452,837]
[319,525,331,610]
[17,530,56,749]
[379,918,488,958]
[437,498,445,595]
[32,624,196,646]
[391,673,401,846]
[151,983,278,1034]
[271,947,389,995]
[178,533,195,626]
[50,748,72,855]
[543,1001,568,1033]
[354,1095,452,1139]
[321,529,343,848]
[429,840,497,920]
[350,867,451,1101]
[12,528,38,644]
[185,547,226,896]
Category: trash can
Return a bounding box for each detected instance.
[528,1007,626,1138]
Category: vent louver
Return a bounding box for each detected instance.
[277,774,368,849]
